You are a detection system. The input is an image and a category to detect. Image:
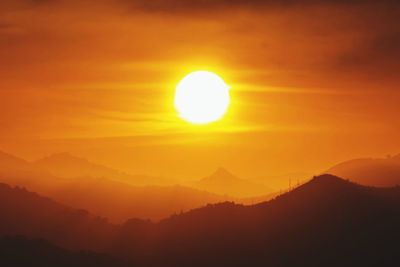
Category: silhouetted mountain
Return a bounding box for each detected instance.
[112,174,400,267]
[0,151,234,222]
[34,152,125,179]
[0,236,128,267]
[0,183,117,250]
[327,154,400,187]
[33,152,175,186]
[1,174,399,266]
[0,151,29,169]
[194,167,272,197]
[0,151,57,191]
[50,177,233,222]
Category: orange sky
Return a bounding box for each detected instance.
[1,0,400,179]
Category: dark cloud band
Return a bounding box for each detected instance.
[128,0,400,12]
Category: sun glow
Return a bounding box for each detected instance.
[174,71,230,124]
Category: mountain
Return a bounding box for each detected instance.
[0,151,43,178]
[33,152,174,186]
[33,152,127,179]
[0,151,56,190]
[194,167,272,197]
[0,236,128,267]
[111,174,400,267]
[1,174,400,266]
[0,151,234,222]
[50,177,233,222]
[0,151,30,170]
[0,182,117,250]
[326,154,400,187]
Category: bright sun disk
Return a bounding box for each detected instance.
[174,71,230,124]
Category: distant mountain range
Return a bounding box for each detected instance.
[0,182,116,251]
[0,151,30,170]
[3,149,400,225]
[0,236,128,267]
[1,174,399,266]
[49,178,232,222]
[33,152,175,186]
[0,151,57,190]
[0,151,241,222]
[326,154,400,187]
[111,174,400,266]
[193,167,272,198]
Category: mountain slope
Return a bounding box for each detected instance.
[33,152,174,186]
[50,177,233,222]
[1,174,400,266]
[0,236,128,267]
[0,151,30,170]
[112,174,400,267]
[0,183,117,250]
[0,151,57,191]
[327,154,400,187]
[0,151,234,222]
[194,168,272,197]
[33,152,127,179]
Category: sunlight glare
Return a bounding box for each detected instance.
[174,71,230,124]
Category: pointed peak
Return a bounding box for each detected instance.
[213,167,234,176]
[199,167,240,184]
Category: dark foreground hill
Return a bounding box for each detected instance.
[0,236,128,267]
[0,151,236,222]
[1,175,400,267]
[0,183,117,251]
[112,175,400,267]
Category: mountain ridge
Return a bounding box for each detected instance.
[326,154,400,187]
[33,152,174,186]
[1,174,400,266]
[112,174,400,266]
[194,167,272,197]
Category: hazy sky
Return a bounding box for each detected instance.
[1,0,399,179]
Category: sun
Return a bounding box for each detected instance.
[174,71,230,124]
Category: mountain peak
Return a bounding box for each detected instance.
[311,174,349,184]
[212,167,234,177]
[202,167,239,184]
[304,174,356,190]
[196,168,272,197]
[283,174,358,198]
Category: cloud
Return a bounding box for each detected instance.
[343,32,400,62]
[0,0,51,9]
[127,0,400,12]
[125,0,400,82]
[0,23,14,32]
[333,15,400,78]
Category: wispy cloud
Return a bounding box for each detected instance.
[127,0,400,12]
